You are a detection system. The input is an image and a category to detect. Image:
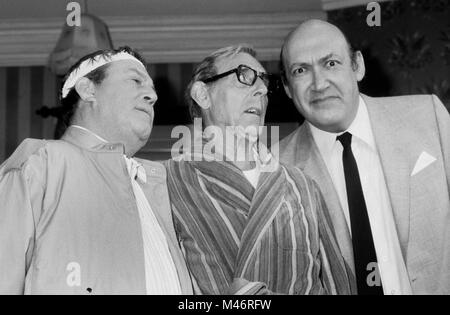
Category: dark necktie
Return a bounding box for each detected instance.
[337,132,384,295]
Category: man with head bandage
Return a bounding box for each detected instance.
[0,46,192,295]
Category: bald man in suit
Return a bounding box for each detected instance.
[275,19,450,295]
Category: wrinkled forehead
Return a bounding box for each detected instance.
[284,23,349,64]
[215,52,266,73]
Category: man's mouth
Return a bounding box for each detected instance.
[310,96,339,104]
[244,107,262,116]
[137,107,153,117]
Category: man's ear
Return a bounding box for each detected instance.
[191,81,211,110]
[74,78,96,103]
[282,78,292,99]
[354,51,366,82]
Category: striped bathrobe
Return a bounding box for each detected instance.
[165,157,352,295]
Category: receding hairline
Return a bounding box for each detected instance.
[216,52,264,75]
[211,45,256,68]
[281,19,352,70]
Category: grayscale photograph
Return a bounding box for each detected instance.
[0,0,449,300]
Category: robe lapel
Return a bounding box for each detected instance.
[140,163,194,295]
[363,95,411,256]
[295,124,355,275]
[234,167,288,276]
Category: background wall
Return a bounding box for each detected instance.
[0,67,59,162]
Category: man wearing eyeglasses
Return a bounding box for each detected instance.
[164,44,353,295]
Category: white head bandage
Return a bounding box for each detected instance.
[61,51,146,98]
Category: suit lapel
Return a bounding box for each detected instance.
[363,95,411,256]
[295,124,355,275]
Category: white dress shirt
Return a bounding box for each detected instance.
[307,97,412,295]
[71,125,181,294]
[243,167,260,188]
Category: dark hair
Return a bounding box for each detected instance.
[279,23,358,84]
[185,44,257,121]
[59,46,147,128]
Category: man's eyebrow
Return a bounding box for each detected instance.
[289,53,339,69]
[126,67,156,89]
[288,61,309,70]
[126,68,149,78]
[319,53,338,63]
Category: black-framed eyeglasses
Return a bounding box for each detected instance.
[203,64,271,88]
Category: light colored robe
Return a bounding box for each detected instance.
[0,126,193,295]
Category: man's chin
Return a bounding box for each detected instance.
[313,118,348,133]
[135,125,152,143]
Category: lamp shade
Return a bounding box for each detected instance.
[48,13,113,76]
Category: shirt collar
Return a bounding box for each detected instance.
[70,125,109,143]
[61,125,126,154]
[308,95,376,156]
[68,125,147,183]
[124,155,147,184]
[347,97,376,150]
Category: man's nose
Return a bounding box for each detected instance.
[312,68,329,91]
[143,87,158,106]
[253,76,268,97]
